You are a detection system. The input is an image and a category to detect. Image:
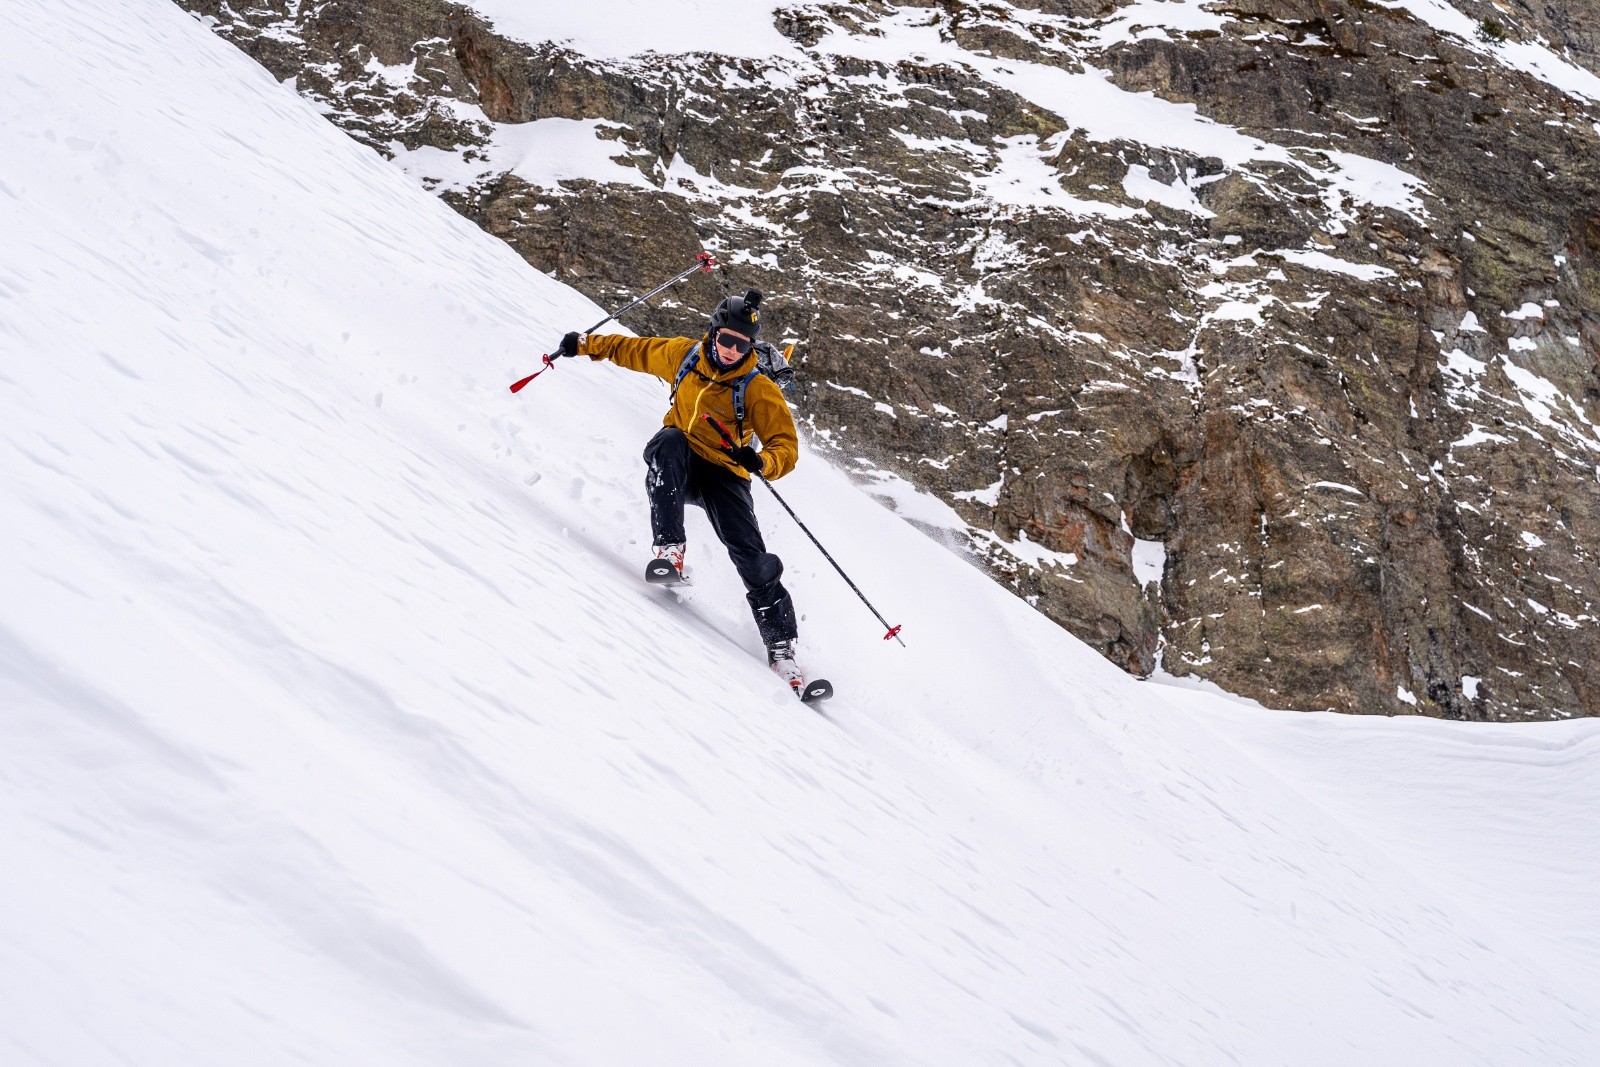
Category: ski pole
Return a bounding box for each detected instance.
[509,251,719,393]
[704,415,905,646]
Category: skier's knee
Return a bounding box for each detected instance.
[745,551,783,590]
[643,426,690,465]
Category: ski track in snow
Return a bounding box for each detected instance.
[1,2,1598,1065]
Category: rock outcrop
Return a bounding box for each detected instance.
[177,0,1600,719]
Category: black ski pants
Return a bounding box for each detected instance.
[643,427,798,646]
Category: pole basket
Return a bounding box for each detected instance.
[508,252,718,394]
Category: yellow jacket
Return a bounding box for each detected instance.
[582,333,798,481]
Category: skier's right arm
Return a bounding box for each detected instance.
[577,333,692,384]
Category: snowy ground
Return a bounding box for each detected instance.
[2,2,1598,1064]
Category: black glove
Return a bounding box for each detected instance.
[729,444,764,475]
[557,331,581,358]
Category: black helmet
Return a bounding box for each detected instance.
[709,289,762,338]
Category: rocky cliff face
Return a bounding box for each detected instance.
[177,0,1600,720]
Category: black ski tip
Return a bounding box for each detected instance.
[800,679,833,704]
[645,559,684,584]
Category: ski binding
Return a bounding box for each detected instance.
[800,679,833,704]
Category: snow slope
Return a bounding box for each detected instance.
[2,2,1598,1064]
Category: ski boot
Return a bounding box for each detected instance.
[767,639,804,696]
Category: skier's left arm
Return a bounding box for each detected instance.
[748,378,799,480]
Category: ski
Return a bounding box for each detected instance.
[644,558,685,584]
[648,558,824,702]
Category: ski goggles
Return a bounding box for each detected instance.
[714,330,754,356]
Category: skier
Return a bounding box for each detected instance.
[557,289,807,693]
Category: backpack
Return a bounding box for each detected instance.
[670,340,796,436]
[754,340,796,395]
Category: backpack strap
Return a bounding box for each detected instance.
[668,342,702,404]
[671,342,763,442]
[730,368,760,439]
